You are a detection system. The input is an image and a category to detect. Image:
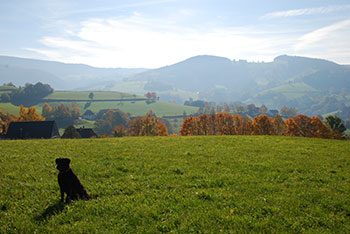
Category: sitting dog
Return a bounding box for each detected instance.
[55,158,90,203]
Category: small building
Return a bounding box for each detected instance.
[82,110,96,120]
[5,121,60,139]
[76,127,98,138]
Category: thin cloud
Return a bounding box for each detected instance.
[27,15,293,68]
[262,5,350,19]
[294,20,350,63]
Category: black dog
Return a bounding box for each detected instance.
[55,158,90,203]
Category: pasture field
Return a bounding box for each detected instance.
[0,86,17,92]
[0,103,20,115]
[35,100,198,117]
[1,136,350,233]
[43,91,144,101]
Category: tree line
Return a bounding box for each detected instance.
[179,112,346,139]
[0,82,54,106]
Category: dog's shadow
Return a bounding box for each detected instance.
[35,201,67,222]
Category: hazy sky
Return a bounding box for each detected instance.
[1,0,349,68]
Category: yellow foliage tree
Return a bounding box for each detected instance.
[17,105,45,122]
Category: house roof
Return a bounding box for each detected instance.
[82,110,95,116]
[76,128,98,138]
[6,121,60,139]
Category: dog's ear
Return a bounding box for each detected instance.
[55,158,60,164]
[64,158,71,164]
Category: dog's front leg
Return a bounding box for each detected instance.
[66,189,73,203]
[60,188,64,202]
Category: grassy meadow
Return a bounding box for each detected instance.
[1,136,350,233]
[35,100,198,117]
[43,91,144,101]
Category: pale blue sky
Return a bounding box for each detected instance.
[1,0,349,68]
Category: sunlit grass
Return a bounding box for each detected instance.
[1,136,350,233]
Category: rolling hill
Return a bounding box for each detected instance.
[1,54,350,116]
[122,55,350,115]
[0,56,147,90]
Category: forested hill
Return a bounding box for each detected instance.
[125,55,350,115]
[0,56,148,90]
[129,55,349,99]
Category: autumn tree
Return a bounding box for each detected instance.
[233,114,252,135]
[94,110,130,135]
[128,117,143,136]
[215,112,235,135]
[292,115,314,137]
[17,105,45,122]
[180,116,196,136]
[114,124,127,137]
[251,115,273,135]
[128,112,168,136]
[0,110,13,134]
[310,116,333,139]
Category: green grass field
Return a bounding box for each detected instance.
[258,82,317,100]
[44,91,144,101]
[35,100,198,117]
[1,136,350,233]
[0,103,20,115]
[0,86,17,91]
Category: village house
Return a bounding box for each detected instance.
[81,110,96,120]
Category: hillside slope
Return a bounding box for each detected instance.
[0,56,147,90]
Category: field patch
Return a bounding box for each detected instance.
[1,136,350,233]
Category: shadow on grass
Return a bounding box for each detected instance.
[35,202,67,222]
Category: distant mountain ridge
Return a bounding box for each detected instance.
[0,55,148,90]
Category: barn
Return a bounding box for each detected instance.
[5,121,60,139]
[76,127,98,138]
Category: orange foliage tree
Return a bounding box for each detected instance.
[180,112,342,139]
[0,110,16,134]
[180,116,196,136]
[310,116,333,139]
[251,115,273,135]
[180,112,253,136]
[215,112,235,135]
[128,112,168,136]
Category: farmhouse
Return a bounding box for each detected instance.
[76,127,98,138]
[82,110,96,120]
[5,121,60,139]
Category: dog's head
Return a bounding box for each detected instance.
[55,158,71,172]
